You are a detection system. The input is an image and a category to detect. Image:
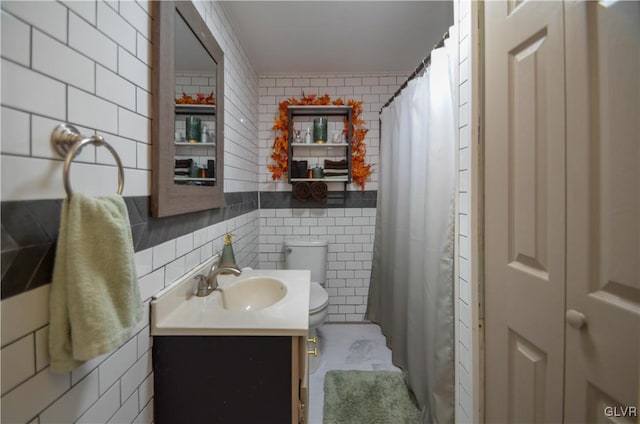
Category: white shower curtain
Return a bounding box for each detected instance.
[367,39,456,424]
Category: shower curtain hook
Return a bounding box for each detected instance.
[433,31,449,50]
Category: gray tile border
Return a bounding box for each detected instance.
[259,191,377,209]
[0,192,259,300]
[0,190,376,299]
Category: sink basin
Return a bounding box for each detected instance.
[151,264,311,336]
[219,277,287,311]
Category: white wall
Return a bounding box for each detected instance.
[0,211,258,424]
[258,208,375,322]
[454,0,481,422]
[1,0,469,421]
[1,0,151,201]
[0,0,259,200]
[257,72,406,321]
[258,72,408,192]
[0,1,259,422]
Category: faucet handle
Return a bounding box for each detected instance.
[194,274,209,297]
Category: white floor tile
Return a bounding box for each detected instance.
[307,323,400,424]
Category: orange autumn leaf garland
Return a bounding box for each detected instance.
[175,91,216,105]
[268,93,373,190]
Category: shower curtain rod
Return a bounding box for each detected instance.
[380,31,449,113]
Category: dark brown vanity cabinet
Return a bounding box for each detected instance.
[153,335,309,424]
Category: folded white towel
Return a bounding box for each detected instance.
[49,194,143,373]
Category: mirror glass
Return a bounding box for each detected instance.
[173,11,217,187]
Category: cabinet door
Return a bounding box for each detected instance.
[564,1,640,421]
[153,336,292,424]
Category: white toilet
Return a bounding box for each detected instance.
[284,238,329,373]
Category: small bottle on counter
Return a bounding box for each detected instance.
[201,125,208,143]
[304,128,312,144]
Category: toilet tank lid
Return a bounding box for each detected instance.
[284,238,329,247]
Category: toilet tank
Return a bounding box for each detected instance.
[284,239,328,286]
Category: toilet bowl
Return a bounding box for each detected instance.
[309,282,329,329]
[284,238,329,373]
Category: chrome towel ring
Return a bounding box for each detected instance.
[51,124,125,198]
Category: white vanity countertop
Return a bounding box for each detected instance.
[151,259,310,337]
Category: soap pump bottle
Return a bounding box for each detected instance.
[219,232,240,273]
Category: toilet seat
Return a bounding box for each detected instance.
[309,282,329,314]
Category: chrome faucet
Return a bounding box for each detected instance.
[195,260,242,297]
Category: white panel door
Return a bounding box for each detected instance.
[564,1,640,422]
[484,1,567,423]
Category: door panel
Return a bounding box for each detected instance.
[486,1,639,422]
[564,1,640,422]
[508,331,548,423]
[509,29,550,280]
[587,384,637,424]
[485,1,566,423]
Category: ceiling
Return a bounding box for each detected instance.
[221,1,453,74]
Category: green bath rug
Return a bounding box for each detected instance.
[323,370,421,424]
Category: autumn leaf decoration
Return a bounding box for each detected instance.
[268,92,373,190]
[175,91,216,105]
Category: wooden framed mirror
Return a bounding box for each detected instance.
[152,1,224,217]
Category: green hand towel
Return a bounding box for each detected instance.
[49,194,143,373]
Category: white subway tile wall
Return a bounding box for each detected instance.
[455,0,476,422]
[258,208,376,322]
[258,72,407,192]
[0,334,35,396]
[1,1,260,423]
[1,0,258,201]
[32,29,96,92]
[1,106,30,155]
[0,209,259,423]
[1,1,68,43]
[188,1,260,194]
[1,11,31,66]
[1,58,67,121]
